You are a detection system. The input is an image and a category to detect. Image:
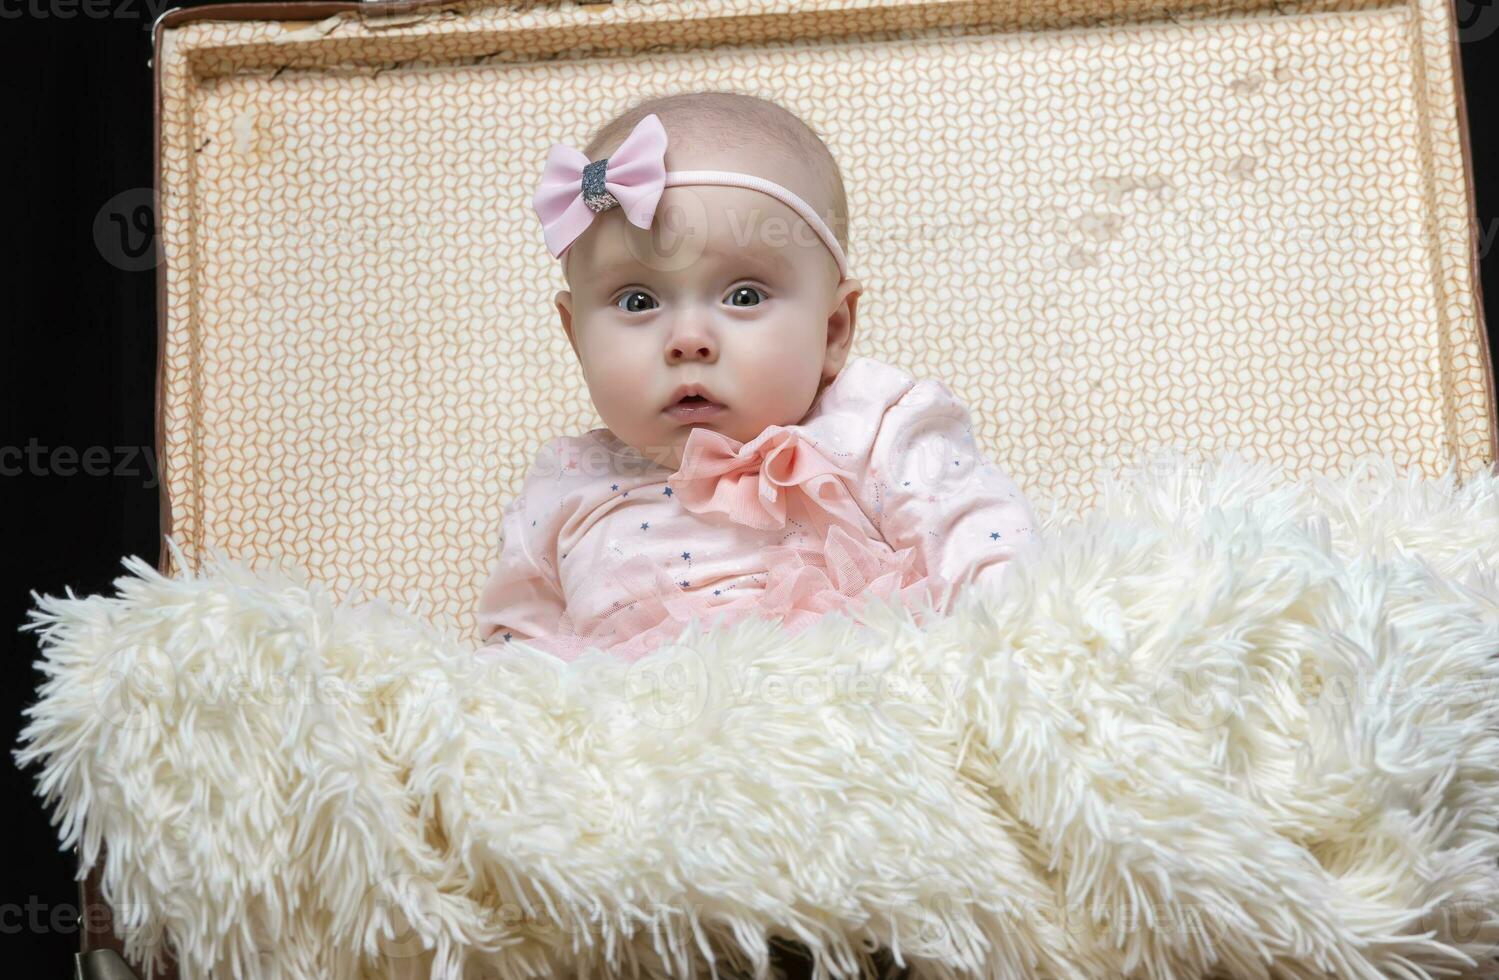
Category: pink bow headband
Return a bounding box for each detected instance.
[531,112,850,282]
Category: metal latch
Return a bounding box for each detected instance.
[75,950,143,980]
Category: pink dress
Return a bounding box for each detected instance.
[475,356,1041,664]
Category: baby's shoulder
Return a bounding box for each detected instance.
[823,355,917,402]
[803,356,970,454]
[817,355,969,410]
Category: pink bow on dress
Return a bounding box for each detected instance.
[666,425,870,540]
[531,113,669,259]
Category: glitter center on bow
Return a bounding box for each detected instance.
[581,158,619,213]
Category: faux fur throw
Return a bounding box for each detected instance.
[15,450,1499,980]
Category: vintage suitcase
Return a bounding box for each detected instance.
[78,0,1496,975]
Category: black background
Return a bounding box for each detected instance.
[4,1,1498,974]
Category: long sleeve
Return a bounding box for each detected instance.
[475,454,569,646]
[853,375,1041,603]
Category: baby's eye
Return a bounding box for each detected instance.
[725,285,766,308]
[615,290,658,313]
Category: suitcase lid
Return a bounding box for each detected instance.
[151,0,1496,637]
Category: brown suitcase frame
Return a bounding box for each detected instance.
[73,0,1494,974]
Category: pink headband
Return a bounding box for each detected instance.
[531,112,850,282]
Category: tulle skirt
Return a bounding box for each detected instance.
[497,525,948,664]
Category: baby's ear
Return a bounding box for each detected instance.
[823,276,862,374]
[555,289,578,357]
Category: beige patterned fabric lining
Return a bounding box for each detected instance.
[156,0,1496,640]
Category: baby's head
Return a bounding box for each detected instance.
[534,91,863,471]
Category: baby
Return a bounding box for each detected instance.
[477,91,1041,663]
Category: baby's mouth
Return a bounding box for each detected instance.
[666,394,728,418]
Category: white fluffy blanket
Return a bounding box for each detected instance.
[15,450,1499,980]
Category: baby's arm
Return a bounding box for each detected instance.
[476,490,567,646]
[476,443,569,650]
[857,378,1040,601]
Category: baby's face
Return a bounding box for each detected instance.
[553,147,861,472]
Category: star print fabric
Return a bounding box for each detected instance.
[475,356,1041,663]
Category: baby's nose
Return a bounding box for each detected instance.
[669,341,715,361]
[666,326,717,362]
